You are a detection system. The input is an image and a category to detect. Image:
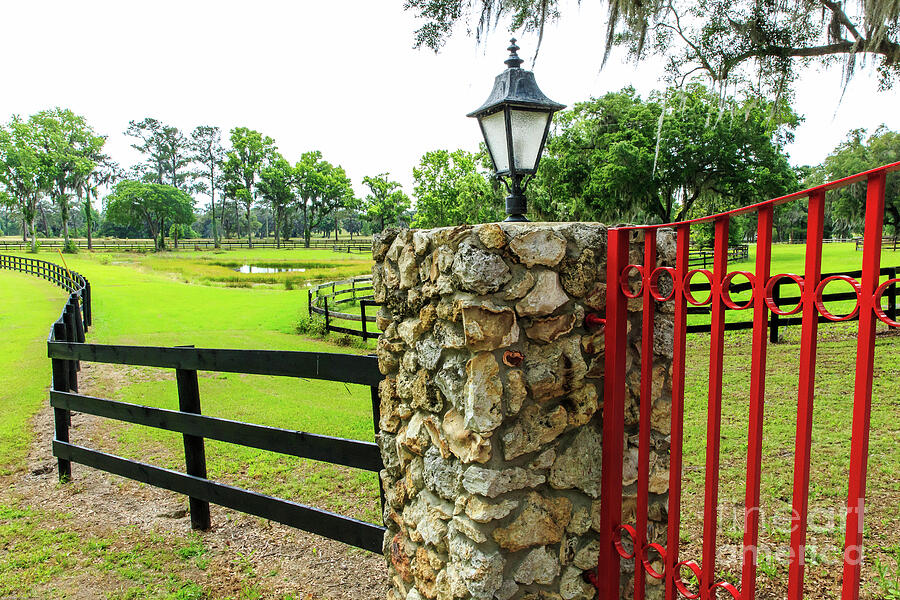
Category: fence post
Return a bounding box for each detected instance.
[175,365,211,531]
[361,300,368,340]
[769,280,781,343]
[62,300,79,392]
[52,320,72,482]
[73,294,86,344]
[324,297,330,332]
[370,385,386,512]
[83,280,92,328]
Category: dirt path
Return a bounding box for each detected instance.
[1,363,389,600]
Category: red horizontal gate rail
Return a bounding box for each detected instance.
[594,161,900,600]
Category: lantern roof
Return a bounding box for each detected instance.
[467,39,566,118]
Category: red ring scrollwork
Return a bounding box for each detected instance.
[874,278,900,327]
[814,275,861,322]
[712,581,743,600]
[649,267,676,302]
[721,271,756,310]
[673,560,703,599]
[613,524,637,560]
[764,273,804,315]
[641,543,667,579]
[620,265,645,299]
[683,269,714,306]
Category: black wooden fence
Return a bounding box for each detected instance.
[46,342,386,552]
[0,237,373,252]
[688,244,749,269]
[308,275,381,340]
[855,237,900,251]
[1,253,386,553]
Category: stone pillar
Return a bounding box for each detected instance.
[373,223,674,600]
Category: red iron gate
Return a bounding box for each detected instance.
[591,162,900,600]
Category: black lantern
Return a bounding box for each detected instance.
[468,38,565,222]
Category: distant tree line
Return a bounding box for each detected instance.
[0,112,414,251]
[1,88,896,250]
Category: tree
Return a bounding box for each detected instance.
[257,155,294,249]
[30,108,106,250]
[81,155,120,250]
[0,117,47,251]
[104,180,194,250]
[406,0,900,99]
[224,127,275,248]
[824,126,900,238]
[190,125,225,247]
[362,173,411,232]
[125,118,191,189]
[412,148,503,228]
[293,150,354,247]
[532,85,798,225]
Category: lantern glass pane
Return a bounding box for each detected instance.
[480,111,509,173]
[510,109,550,172]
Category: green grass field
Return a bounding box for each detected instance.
[0,242,898,598]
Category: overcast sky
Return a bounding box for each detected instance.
[2,0,898,204]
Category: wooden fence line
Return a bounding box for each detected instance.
[856,236,900,251]
[0,237,373,252]
[45,337,386,551]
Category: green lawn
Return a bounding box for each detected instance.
[0,270,67,471]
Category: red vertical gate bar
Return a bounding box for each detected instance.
[787,189,826,600]
[598,227,630,598]
[741,204,774,600]
[841,170,887,600]
[700,217,730,599]
[665,224,690,600]
[634,231,658,600]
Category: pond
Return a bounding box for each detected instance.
[233,265,308,274]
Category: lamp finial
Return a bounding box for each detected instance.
[504,38,523,69]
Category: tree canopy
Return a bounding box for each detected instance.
[412,148,503,228]
[223,127,276,247]
[823,126,900,237]
[104,180,194,249]
[530,85,798,225]
[363,173,411,232]
[293,150,355,247]
[405,0,900,97]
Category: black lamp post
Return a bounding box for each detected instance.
[468,38,565,222]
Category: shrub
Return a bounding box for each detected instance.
[294,314,327,336]
[283,279,295,290]
[27,242,40,254]
[62,240,79,254]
